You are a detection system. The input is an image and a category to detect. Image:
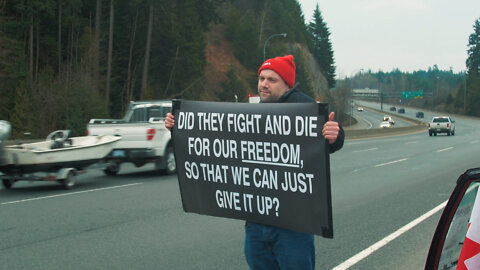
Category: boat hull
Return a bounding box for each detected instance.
[0,135,121,174]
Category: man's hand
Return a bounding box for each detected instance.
[322,112,340,144]
[165,112,175,131]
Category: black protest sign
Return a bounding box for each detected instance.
[171,100,333,237]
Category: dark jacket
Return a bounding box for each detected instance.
[276,83,345,153]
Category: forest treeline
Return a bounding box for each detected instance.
[344,66,472,113]
[1,0,224,138]
[0,0,479,139]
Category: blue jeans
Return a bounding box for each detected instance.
[244,222,315,270]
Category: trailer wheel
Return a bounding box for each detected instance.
[61,170,76,189]
[104,161,120,176]
[2,179,14,189]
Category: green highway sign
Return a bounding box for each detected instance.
[401,90,423,99]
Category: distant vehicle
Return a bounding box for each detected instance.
[398,108,405,113]
[87,100,176,175]
[380,121,391,128]
[357,107,364,112]
[416,111,424,118]
[382,115,395,125]
[390,106,396,112]
[428,116,456,136]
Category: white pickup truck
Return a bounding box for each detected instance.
[428,116,456,136]
[87,100,175,175]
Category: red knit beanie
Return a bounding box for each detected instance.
[258,55,296,88]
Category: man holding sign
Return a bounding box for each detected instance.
[165,55,344,270]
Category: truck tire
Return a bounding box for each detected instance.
[2,179,14,189]
[163,147,176,175]
[104,161,120,176]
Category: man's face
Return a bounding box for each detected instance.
[258,69,290,103]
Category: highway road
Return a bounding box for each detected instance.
[356,100,454,126]
[1,106,480,269]
[349,105,413,130]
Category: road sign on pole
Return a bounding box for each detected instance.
[402,90,424,99]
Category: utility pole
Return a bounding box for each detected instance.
[434,76,439,109]
[380,91,384,111]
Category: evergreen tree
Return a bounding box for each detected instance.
[219,66,248,102]
[308,4,336,89]
[225,7,260,71]
[466,18,480,116]
[267,0,309,45]
[293,52,315,98]
[466,19,480,75]
[9,82,36,138]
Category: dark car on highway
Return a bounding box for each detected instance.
[390,106,396,112]
[416,111,424,118]
[398,108,405,113]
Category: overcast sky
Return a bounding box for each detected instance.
[297,0,480,78]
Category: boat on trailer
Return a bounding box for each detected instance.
[0,121,121,189]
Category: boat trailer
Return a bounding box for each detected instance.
[0,168,86,190]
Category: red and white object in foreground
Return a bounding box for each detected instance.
[457,188,480,270]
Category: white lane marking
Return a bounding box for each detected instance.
[365,120,373,129]
[405,141,419,145]
[0,183,142,206]
[353,147,378,153]
[354,114,373,129]
[333,200,448,270]
[436,147,453,153]
[470,140,479,144]
[374,158,408,167]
